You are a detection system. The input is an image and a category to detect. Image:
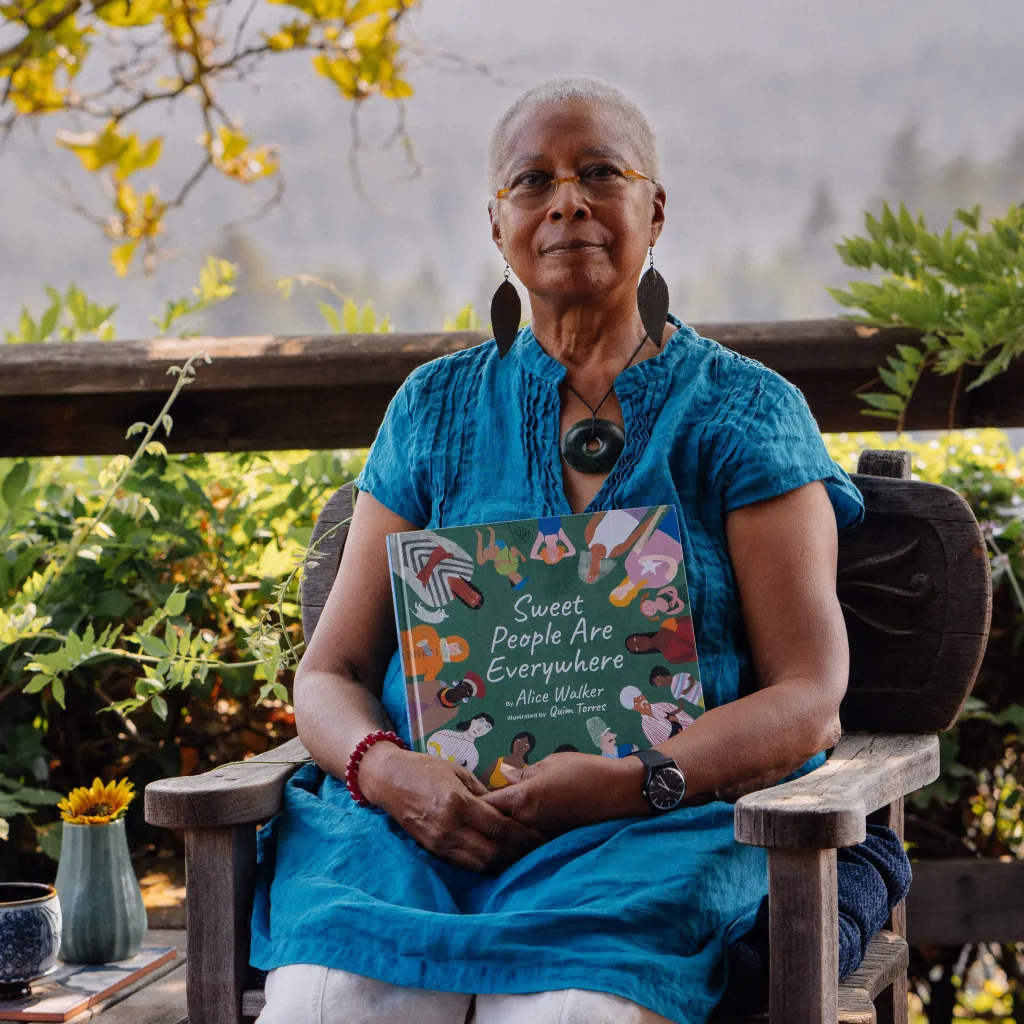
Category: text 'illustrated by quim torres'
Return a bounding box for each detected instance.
[387,506,704,789]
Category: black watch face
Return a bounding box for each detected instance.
[648,766,686,811]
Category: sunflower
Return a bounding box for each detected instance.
[58,777,135,825]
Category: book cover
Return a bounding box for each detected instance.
[0,946,177,1022]
[387,505,703,787]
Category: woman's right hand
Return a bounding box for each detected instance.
[358,744,545,873]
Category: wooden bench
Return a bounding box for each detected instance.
[145,449,991,1024]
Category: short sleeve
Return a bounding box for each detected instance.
[712,369,864,530]
[353,368,431,526]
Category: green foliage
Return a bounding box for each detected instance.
[444,304,481,331]
[0,269,489,866]
[829,430,1024,853]
[151,258,239,336]
[317,298,391,334]
[3,285,117,343]
[0,262,361,863]
[0,777,62,822]
[830,201,1024,431]
[0,440,363,861]
[829,429,1024,1018]
[276,273,393,333]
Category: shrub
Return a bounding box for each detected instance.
[830,201,1024,433]
[0,444,365,876]
[827,429,1024,1021]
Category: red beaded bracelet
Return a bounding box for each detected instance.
[344,729,407,807]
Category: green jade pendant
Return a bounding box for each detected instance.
[560,418,625,474]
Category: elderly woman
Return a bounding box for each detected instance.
[251,77,908,1024]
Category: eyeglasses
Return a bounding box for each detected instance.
[495,165,655,211]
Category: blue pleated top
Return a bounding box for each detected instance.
[250,316,865,1023]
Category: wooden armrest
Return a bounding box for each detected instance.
[734,732,939,850]
[144,737,311,829]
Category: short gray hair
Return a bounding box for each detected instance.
[487,76,659,195]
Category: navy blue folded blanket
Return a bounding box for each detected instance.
[719,824,912,1014]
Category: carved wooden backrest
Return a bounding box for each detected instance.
[840,450,991,732]
[300,483,354,642]
[301,450,992,735]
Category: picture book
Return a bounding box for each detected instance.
[0,945,177,1022]
[387,505,703,787]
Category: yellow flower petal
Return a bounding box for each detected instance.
[59,775,136,824]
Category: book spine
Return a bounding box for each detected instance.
[385,534,424,749]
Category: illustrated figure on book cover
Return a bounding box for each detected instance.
[426,713,495,771]
[483,731,537,789]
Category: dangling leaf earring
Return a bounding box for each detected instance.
[636,247,669,348]
[490,261,522,359]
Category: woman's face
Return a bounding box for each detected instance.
[468,717,493,739]
[490,100,665,310]
[512,735,531,754]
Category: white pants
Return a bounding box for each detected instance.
[256,964,675,1024]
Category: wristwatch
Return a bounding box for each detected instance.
[630,749,687,814]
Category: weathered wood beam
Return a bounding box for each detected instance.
[4,320,1023,457]
[905,859,1024,945]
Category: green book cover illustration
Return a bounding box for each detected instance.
[386,506,703,788]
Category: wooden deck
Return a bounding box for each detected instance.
[0,931,187,1024]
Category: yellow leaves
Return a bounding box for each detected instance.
[162,0,211,49]
[313,52,360,98]
[205,125,279,183]
[104,182,167,273]
[311,4,414,101]
[0,2,91,111]
[115,180,139,218]
[265,0,347,16]
[313,46,412,102]
[196,257,238,303]
[6,0,72,28]
[55,123,165,272]
[95,0,167,27]
[350,0,415,18]
[3,0,416,277]
[264,18,311,49]
[111,242,138,278]
[57,122,163,177]
[382,73,412,99]
[6,58,66,113]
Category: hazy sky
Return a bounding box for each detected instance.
[2,1,1022,335]
[418,0,1024,73]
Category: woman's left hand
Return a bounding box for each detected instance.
[483,752,648,837]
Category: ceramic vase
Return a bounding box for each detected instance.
[0,883,62,998]
[54,819,147,963]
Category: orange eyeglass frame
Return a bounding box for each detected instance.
[495,168,653,200]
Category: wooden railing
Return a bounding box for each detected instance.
[4,318,1024,457]
[4,317,1024,951]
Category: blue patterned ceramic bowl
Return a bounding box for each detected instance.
[0,883,62,998]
